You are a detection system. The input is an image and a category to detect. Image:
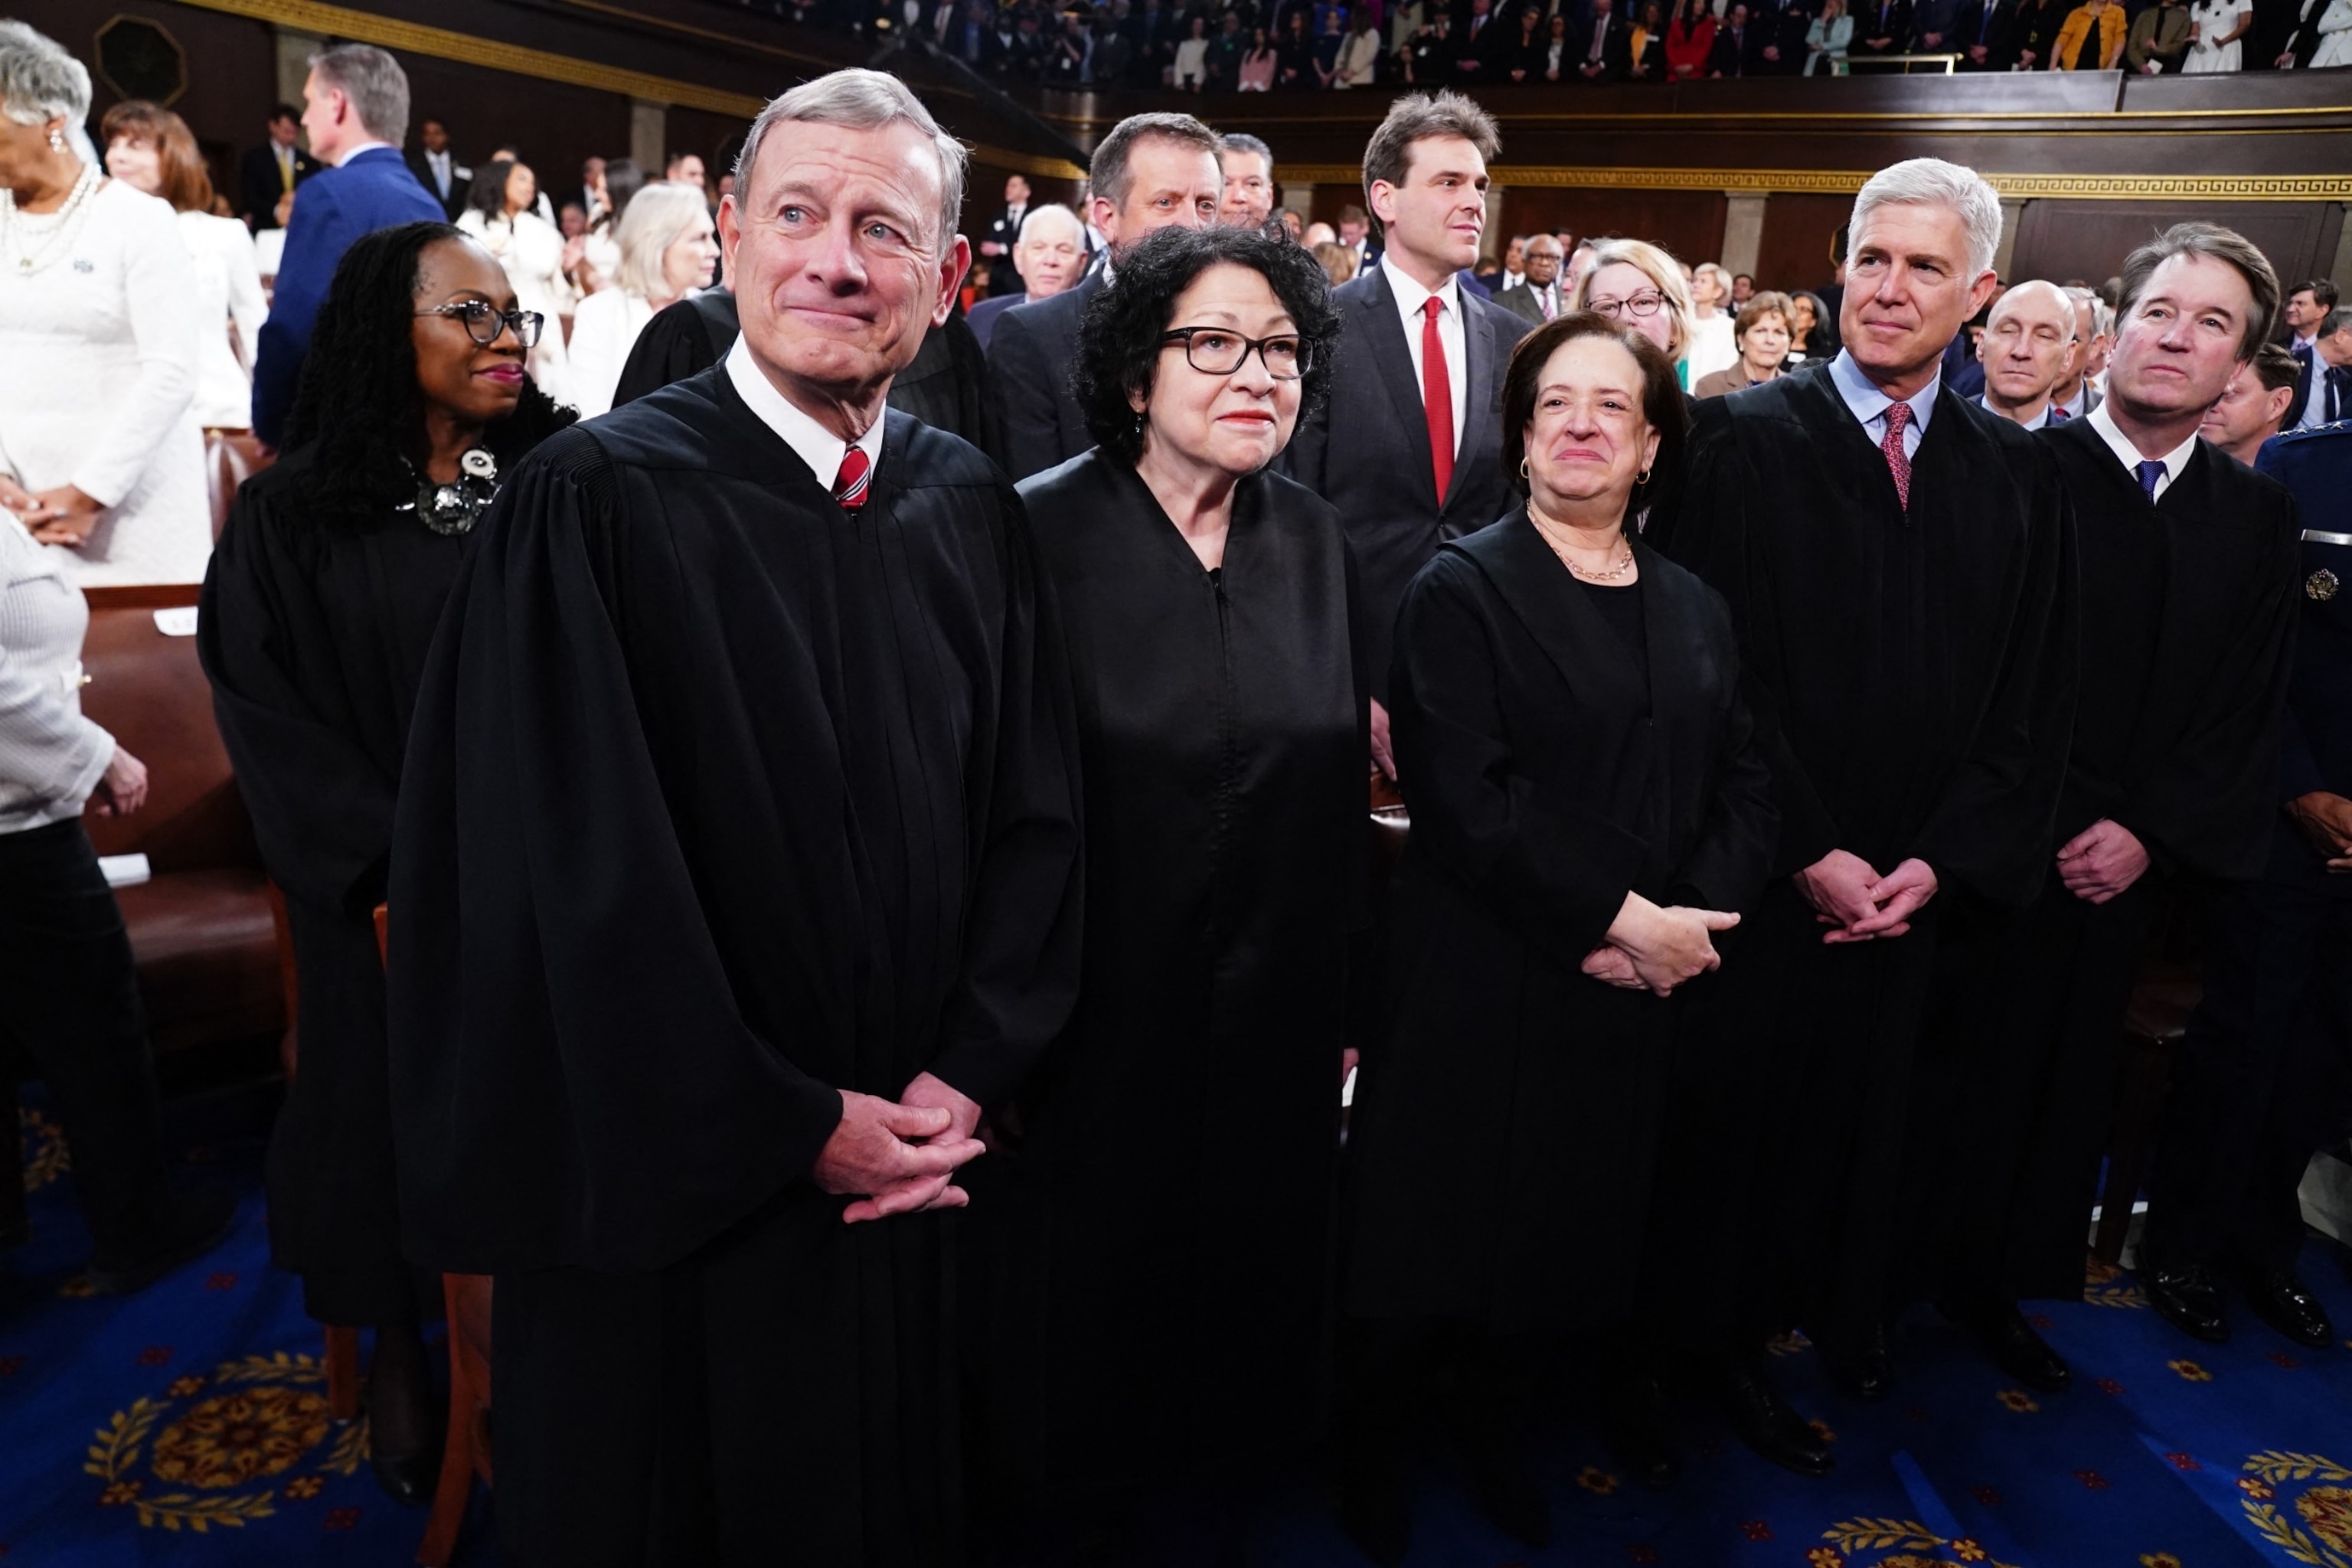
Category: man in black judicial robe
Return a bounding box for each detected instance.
[385,74,1083,1566]
[1922,227,2299,1393]
[986,111,1224,481]
[1651,159,2076,1466]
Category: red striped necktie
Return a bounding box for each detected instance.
[833,446,871,511]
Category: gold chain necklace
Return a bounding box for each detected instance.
[1529,510,1635,582]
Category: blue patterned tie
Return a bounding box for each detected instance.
[2135,459,2164,499]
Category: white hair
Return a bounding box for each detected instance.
[0,21,89,127]
[1016,203,1084,252]
[731,68,968,258]
[1849,157,2002,279]
[612,181,710,301]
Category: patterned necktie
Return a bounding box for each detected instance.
[834,446,871,511]
[2050,404,2070,423]
[1881,400,1914,509]
[2135,458,2164,499]
[1423,295,1455,505]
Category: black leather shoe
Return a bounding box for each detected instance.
[1945,1299,2072,1394]
[1602,1373,1681,1491]
[1710,1363,1832,1478]
[1465,1443,1549,1551]
[2141,1259,2230,1344]
[369,1439,440,1508]
[2239,1270,2334,1350]
[86,1185,236,1295]
[1819,1326,1893,1403]
[1335,1468,1411,1568]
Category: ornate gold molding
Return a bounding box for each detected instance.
[1275,164,2352,201]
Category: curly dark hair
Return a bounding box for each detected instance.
[1072,223,1341,465]
[1499,311,1687,514]
[283,222,574,524]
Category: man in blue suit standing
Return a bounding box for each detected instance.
[251,44,443,448]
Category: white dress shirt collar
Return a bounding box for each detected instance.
[1381,251,1460,324]
[2086,399,2198,501]
[724,336,887,497]
[1381,253,1468,465]
[1978,393,2052,430]
[332,139,394,168]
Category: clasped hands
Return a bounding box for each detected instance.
[2288,791,2352,874]
[0,475,103,548]
[812,1071,986,1225]
[1795,848,1939,942]
[1580,890,1740,998]
[2056,818,2151,903]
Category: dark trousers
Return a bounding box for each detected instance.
[0,818,171,1254]
[2146,820,2352,1277]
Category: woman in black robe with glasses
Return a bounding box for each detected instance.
[198,223,572,1504]
[1338,314,1778,1563]
[980,224,1364,1551]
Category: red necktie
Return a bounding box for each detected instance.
[834,446,871,510]
[1881,400,1913,510]
[1423,296,1454,505]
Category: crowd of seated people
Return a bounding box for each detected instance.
[6,17,2351,1567]
[725,0,2352,81]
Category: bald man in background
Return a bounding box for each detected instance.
[1978,280,2081,430]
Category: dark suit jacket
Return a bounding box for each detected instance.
[1708,18,1758,70]
[252,147,443,444]
[404,150,473,223]
[2256,426,2352,800]
[1282,264,1521,701]
[1494,279,1563,328]
[1752,0,1815,68]
[1853,0,1916,47]
[987,268,1104,482]
[983,204,1030,296]
[1572,11,1637,75]
[1952,0,2019,64]
[239,142,318,230]
[967,291,1027,354]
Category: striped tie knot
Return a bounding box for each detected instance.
[834,446,871,511]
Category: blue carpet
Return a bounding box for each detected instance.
[10,1098,2352,1567]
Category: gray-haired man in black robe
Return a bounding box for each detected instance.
[387,70,1083,1566]
[1649,157,2076,1476]
[1929,225,2298,1389]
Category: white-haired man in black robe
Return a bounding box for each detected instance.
[388,69,1083,1566]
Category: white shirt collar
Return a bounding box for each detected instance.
[2086,398,2198,500]
[332,139,394,167]
[724,336,885,497]
[1828,348,1942,433]
[1381,252,1459,324]
[1978,393,2052,430]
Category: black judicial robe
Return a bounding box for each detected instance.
[982,452,1367,1498]
[1926,423,2298,1302]
[386,371,1083,1565]
[1652,367,2078,1341]
[198,445,472,1325]
[1344,518,1777,1331]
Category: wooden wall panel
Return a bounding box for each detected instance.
[2007,200,2344,295]
[1753,191,1852,296]
[1500,188,1729,266]
[394,54,635,208]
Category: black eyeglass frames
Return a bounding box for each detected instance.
[416,300,545,348]
[1159,326,1313,380]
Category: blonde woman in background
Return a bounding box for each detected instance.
[1576,237,1697,389]
[101,102,266,433]
[459,157,571,400]
[1807,0,1855,71]
[564,182,718,419]
[1687,261,1740,384]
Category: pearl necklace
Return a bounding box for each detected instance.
[1530,510,1635,582]
[2,162,102,278]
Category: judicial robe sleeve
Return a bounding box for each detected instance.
[199,487,399,914]
[387,443,848,1272]
[1669,623,1779,917]
[984,304,1067,482]
[612,292,738,409]
[1661,416,1846,877]
[1390,554,1648,969]
[1902,447,2079,903]
[2120,488,2301,881]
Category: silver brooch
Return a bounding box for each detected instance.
[460,448,498,481]
[2311,568,2340,603]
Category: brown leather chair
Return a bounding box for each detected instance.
[204,431,270,544]
[77,585,285,1057]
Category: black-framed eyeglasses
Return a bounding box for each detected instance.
[1159,326,1312,380]
[1587,291,1668,321]
[415,300,544,348]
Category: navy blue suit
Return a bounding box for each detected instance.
[2146,423,2352,1286]
[252,146,443,445]
[965,290,1026,354]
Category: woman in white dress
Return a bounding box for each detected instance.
[0,31,207,587]
[457,158,572,402]
[564,183,717,420]
[1684,261,1740,386]
[2184,0,2252,67]
[100,102,266,432]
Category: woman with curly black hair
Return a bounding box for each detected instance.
[979,222,1362,1549]
[197,220,572,1506]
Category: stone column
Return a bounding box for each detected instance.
[631,100,668,179]
[275,28,325,124]
[2330,204,2352,297]
[1481,185,1505,264]
[1994,197,2027,280]
[1720,192,1769,276]
[1280,182,1315,220]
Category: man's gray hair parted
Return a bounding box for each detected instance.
[732,69,969,256]
[1848,157,2003,280]
[307,44,413,149]
[0,21,90,127]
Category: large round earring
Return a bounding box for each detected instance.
[1517,457,1530,482]
[1636,467,1652,485]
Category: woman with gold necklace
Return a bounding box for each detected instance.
[0,24,207,586]
[1338,312,1779,1560]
